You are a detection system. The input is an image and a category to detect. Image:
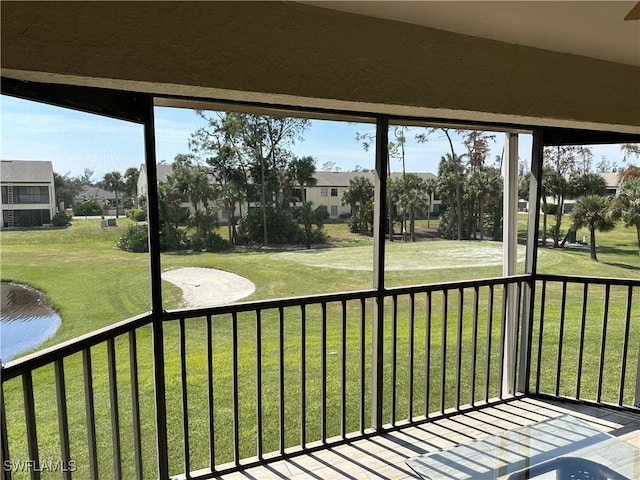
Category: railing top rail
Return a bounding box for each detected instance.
[162,289,377,320]
[535,274,640,287]
[163,275,533,321]
[386,275,532,296]
[1,312,153,381]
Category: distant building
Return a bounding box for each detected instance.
[309,171,439,219]
[76,185,117,207]
[137,165,439,221]
[1,160,57,228]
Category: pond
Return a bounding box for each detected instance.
[0,282,61,363]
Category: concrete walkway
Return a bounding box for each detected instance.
[161,267,255,308]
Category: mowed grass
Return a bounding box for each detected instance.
[1,217,639,479]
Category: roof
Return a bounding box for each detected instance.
[313,171,436,186]
[0,160,54,183]
[77,186,116,201]
[600,172,620,187]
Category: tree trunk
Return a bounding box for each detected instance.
[590,227,597,261]
[636,225,640,256]
[479,203,484,241]
[260,155,268,245]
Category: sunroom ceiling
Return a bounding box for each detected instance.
[300,1,640,67]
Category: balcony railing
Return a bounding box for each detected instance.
[1,274,638,480]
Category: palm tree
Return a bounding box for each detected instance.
[289,156,317,203]
[610,177,640,256]
[571,195,615,261]
[102,171,125,218]
[342,176,374,233]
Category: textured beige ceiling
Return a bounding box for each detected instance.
[300,1,640,66]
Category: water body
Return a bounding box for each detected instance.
[0,282,61,363]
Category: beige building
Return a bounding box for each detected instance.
[0,160,57,228]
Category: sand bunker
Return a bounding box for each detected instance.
[161,267,255,308]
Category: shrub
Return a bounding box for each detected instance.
[127,208,147,222]
[190,231,229,252]
[236,208,300,244]
[51,212,72,227]
[73,199,103,216]
[116,225,149,252]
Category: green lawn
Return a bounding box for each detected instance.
[1,217,638,479]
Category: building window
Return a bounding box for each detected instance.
[4,186,50,204]
[330,205,338,217]
[320,187,328,197]
[331,188,338,197]
[3,209,51,227]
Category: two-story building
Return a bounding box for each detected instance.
[0,160,57,228]
[137,164,439,221]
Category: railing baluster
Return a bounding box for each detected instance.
[23,372,39,480]
[512,282,523,395]
[128,331,143,480]
[82,348,98,479]
[391,295,398,425]
[107,338,121,479]
[408,293,415,421]
[619,286,634,406]
[484,285,494,403]
[359,298,366,435]
[206,315,216,469]
[54,359,71,480]
[440,290,448,414]
[455,288,464,410]
[597,284,611,403]
[300,305,306,448]
[256,309,264,458]
[278,307,285,454]
[321,302,327,443]
[231,312,240,464]
[424,291,432,417]
[470,286,479,407]
[576,283,589,399]
[341,300,347,439]
[179,318,190,475]
[0,380,10,480]
[535,280,547,394]
[498,285,508,399]
[555,282,568,397]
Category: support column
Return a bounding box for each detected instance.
[502,133,519,395]
[143,97,169,479]
[518,129,544,393]
[371,116,388,431]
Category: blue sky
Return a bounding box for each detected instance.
[1,95,629,182]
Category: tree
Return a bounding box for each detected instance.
[621,143,640,163]
[610,176,640,255]
[53,172,83,210]
[123,167,140,207]
[570,195,615,261]
[395,174,430,241]
[435,152,466,240]
[169,154,219,247]
[102,171,125,218]
[543,146,582,247]
[355,129,395,240]
[289,156,317,204]
[342,176,374,233]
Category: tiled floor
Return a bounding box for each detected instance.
[214,397,640,480]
